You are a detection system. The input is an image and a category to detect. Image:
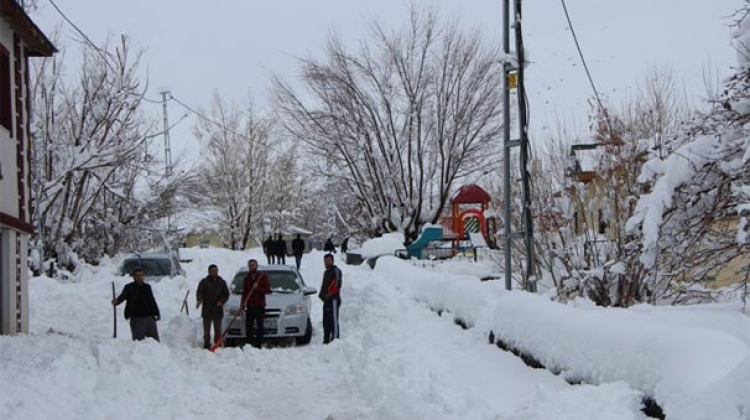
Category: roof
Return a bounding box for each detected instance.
[0,0,56,56]
[451,184,491,204]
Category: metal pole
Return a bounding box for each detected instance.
[502,0,513,291]
[514,0,536,292]
[160,91,173,245]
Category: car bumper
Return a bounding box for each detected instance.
[221,310,309,340]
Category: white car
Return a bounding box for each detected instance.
[221,265,316,346]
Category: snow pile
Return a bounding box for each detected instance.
[374,256,750,420]
[352,232,404,258]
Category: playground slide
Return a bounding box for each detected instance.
[468,232,487,247]
[406,226,444,258]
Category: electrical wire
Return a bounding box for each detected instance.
[169,94,285,154]
[48,0,113,69]
[47,0,163,104]
[559,0,609,124]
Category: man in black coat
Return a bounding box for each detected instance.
[263,235,275,264]
[291,234,305,270]
[276,233,287,265]
[196,264,230,349]
[112,267,161,341]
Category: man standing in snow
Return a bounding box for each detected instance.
[111,268,161,341]
[242,259,271,348]
[291,234,305,270]
[318,254,342,344]
[324,237,336,253]
[263,235,275,265]
[276,234,287,265]
[196,264,230,349]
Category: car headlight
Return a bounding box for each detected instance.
[285,304,306,315]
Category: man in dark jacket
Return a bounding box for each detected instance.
[291,234,305,270]
[276,234,287,265]
[111,268,161,341]
[318,253,342,344]
[242,259,271,348]
[324,237,336,253]
[196,264,230,349]
[263,236,275,264]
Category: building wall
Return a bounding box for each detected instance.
[0,25,31,335]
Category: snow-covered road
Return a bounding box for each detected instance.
[0,248,647,420]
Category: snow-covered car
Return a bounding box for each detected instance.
[117,253,186,282]
[221,265,316,346]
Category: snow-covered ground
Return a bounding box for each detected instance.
[1,245,748,419]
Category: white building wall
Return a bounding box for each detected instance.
[0,24,31,335]
[0,23,18,219]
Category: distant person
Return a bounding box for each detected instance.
[276,233,287,265]
[111,268,161,341]
[340,237,350,254]
[196,264,230,349]
[263,235,275,264]
[242,259,271,348]
[324,237,336,254]
[318,253,342,344]
[291,234,305,270]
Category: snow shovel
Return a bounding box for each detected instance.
[111,281,117,339]
[209,285,255,352]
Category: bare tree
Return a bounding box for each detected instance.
[31,36,176,264]
[529,67,692,306]
[273,7,503,241]
[192,94,307,249]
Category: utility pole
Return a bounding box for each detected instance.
[515,0,536,292]
[503,0,536,292]
[160,90,173,247]
[325,153,336,241]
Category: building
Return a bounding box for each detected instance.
[0,0,55,335]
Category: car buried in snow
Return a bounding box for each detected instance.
[117,253,186,282]
[221,264,316,347]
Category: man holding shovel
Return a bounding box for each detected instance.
[242,259,270,348]
[196,264,230,349]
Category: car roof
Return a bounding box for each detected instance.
[123,253,174,260]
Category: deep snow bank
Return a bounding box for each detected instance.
[373,256,750,420]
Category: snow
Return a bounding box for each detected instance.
[349,232,404,258]
[372,256,750,420]
[2,246,749,419]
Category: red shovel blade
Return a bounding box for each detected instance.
[208,337,223,352]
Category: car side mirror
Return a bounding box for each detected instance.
[303,286,317,296]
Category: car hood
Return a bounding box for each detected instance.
[226,292,304,310]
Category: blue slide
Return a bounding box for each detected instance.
[406,226,444,259]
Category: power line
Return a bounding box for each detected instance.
[169,94,284,154]
[48,0,114,70]
[47,0,164,105]
[559,0,608,120]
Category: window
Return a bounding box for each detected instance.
[0,44,11,131]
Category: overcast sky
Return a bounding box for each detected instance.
[31,0,742,164]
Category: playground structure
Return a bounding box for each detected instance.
[405,184,498,259]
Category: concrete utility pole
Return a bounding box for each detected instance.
[503,0,536,292]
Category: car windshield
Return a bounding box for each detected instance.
[121,258,172,277]
[231,271,300,294]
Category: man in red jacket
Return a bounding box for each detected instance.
[242,259,271,348]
